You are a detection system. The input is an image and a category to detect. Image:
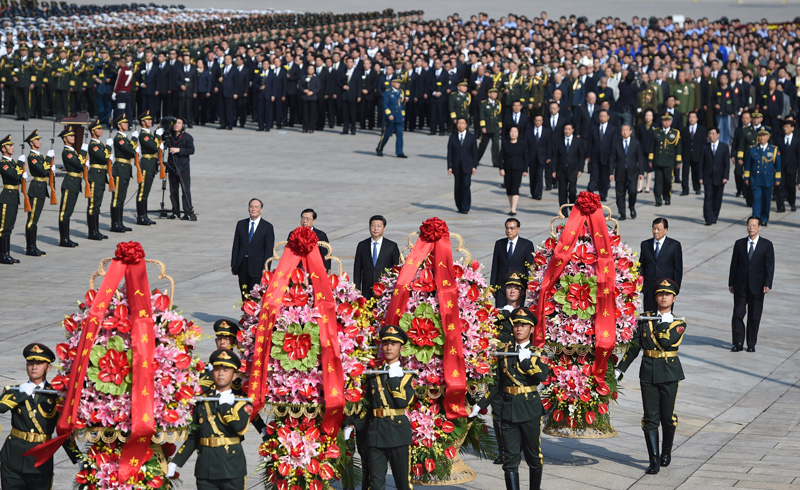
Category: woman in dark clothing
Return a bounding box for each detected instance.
[196,59,212,126]
[500,125,528,216]
[299,65,320,133]
[636,108,656,192]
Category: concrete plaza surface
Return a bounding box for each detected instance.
[0,112,799,490]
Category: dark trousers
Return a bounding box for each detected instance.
[501,417,543,472]
[776,170,797,210]
[87,180,105,216]
[703,183,725,224]
[682,159,702,193]
[270,99,283,128]
[342,100,358,133]
[326,97,338,128]
[236,257,261,300]
[219,96,235,128]
[452,165,473,212]
[0,202,17,236]
[111,166,131,212]
[640,379,679,432]
[196,476,245,490]
[167,163,192,215]
[285,93,300,125]
[198,93,212,125]
[159,93,172,118]
[137,164,158,203]
[406,98,418,130]
[732,288,765,348]
[236,96,247,126]
[31,86,44,118]
[615,170,638,217]
[359,97,376,129]
[368,445,411,490]
[477,132,500,167]
[429,99,446,133]
[317,98,327,130]
[529,159,545,198]
[114,91,132,122]
[179,95,194,123]
[377,120,403,155]
[142,94,158,117]
[751,185,772,224]
[257,95,272,130]
[653,165,673,205]
[302,100,317,132]
[588,162,611,199]
[26,194,45,229]
[1,465,53,490]
[59,185,79,223]
[557,173,579,209]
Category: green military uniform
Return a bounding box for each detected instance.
[0,343,82,489]
[29,51,48,119]
[617,279,685,474]
[637,84,659,126]
[671,82,694,126]
[503,70,526,114]
[110,114,135,233]
[68,55,87,115]
[648,81,664,110]
[477,89,502,167]
[648,115,682,206]
[366,325,416,490]
[135,111,161,226]
[51,51,72,119]
[525,67,548,118]
[24,130,51,256]
[11,48,32,120]
[448,82,471,131]
[478,307,549,490]
[82,51,98,116]
[0,55,16,115]
[0,135,23,264]
[86,119,110,240]
[172,349,252,490]
[57,125,83,247]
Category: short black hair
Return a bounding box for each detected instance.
[301,208,317,219]
[652,217,669,229]
[248,198,263,207]
[369,215,387,227]
[505,217,521,228]
[708,127,719,134]
[747,215,761,225]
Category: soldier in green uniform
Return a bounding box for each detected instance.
[648,114,682,207]
[637,76,659,126]
[525,63,547,118]
[365,325,416,490]
[29,46,48,119]
[616,278,685,475]
[671,72,694,127]
[57,125,83,247]
[68,51,86,116]
[86,118,110,241]
[135,110,161,225]
[198,319,240,391]
[0,135,23,264]
[478,88,502,167]
[0,343,82,489]
[51,48,71,119]
[503,62,525,119]
[109,113,135,233]
[23,130,52,256]
[448,80,471,132]
[476,307,549,490]
[168,349,252,490]
[11,45,32,120]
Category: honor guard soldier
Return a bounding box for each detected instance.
[616,278,685,475]
[649,114,682,206]
[51,48,71,119]
[12,45,32,121]
[376,77,406,158]
[57,125,83,247]
[0,135,23,264]
[168,349,252,490]
[478,87,503,167]
[745,129,781,226]
[199,319,241,391]
[449,80,471,131]
[30,46,48,119]
[135,110,161,226]
[365,325,416,490]
[0,343,83,489]
[109,113,136,233]
[475,307,549,490]
[23,130,53,256]
[86,118,110,241]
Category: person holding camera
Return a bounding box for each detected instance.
[166,117,196,221]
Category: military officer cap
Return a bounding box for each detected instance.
[504,271,527,289]
[654,278,679,296]
[88,119,103,131]
[18,44,28,51]
[0,134,13,147]
[99,47,109,54]
[24,343,56,363]
[378,324,408,345]
[209,349,241,370]
[457,80,468,87]
[213,318,239,337]
[32,45,41,52]
[488,87,498,94]
[138,110,152,122]
[660,113,673,121]
[757,128,770,136]
[751,112,763,118]
[112,113,128,127]
[394,58,403,64]
[58,125,76,138]
[510,307,537,326]
[58,46,68,53]
[391,77,402,84]
[24,129,41,144]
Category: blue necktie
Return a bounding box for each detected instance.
[655,240,660,259]
[624,140,628,155]
[372,241,378,267]
[566,138,571,152]
[507,241,514,261]
[248,221,254,243]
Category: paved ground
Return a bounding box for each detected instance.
[1,109,799,490]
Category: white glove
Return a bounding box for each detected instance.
[469,405,481,418]
[261,427,268,437]
[109,155,115,164]
[17,154,25,163]
[136,145,142,156]
[661,312,674,323]
[131,131,139,139]
[218,391,235,406]
[111,92,117,101]
[388,364,404,378]
[518,347,532,361]
[19,381,35,396]
[84,159,90,168]
[46,149,55,158]
[166,462,177,478]
[105,138,113,147]
[615,369,623,380]
[80,143,89,152]
[155,128,164,136]
[159,142,164,151]
[343,426,354,440]
[22,171,28,180]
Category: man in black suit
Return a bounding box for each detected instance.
[427,59,449,135]
[284,57,301,127]
[155,51,174,118]
[177,52,197,127]
[552,123,585,214]
[137,50,159,118]
[728,216,775,352]
[528,115,552,199]
[574,92,599,138]
[340,57,362,135]
[662,96,684,132]
[353,215,401,300]
[610,124,644,220]
[469,65,492,129]
[699,127,730,225]
[217,54,238,130]
[233,57,250,128]
[587,110,619,200]
[776,119,800,212]
[292,209,331,272]
[639,218,683,312]
[231,198,275,300]
[680,112,706,195]
[545,101,568,137]
[447,117,479,214]
[503,100,530,139]
[269,59,286,129]
[490,218,535,307]
[359,59,379,130]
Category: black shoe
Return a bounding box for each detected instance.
[143,204,156,225]
[167,213,179,219]
[532,196,541,200]
[508,211,517,216]
[217,126,226,130]
[731,344,743,352]
[644,431,660,474]
[655,202,662,207]
[181,214,191,220]
[25,227,45,256]
[736,191,742,197]
[664,199,670,205]
[376,149,383,157]
[776,208,786,213]
[188,213,197,221]
[630,208,637,219]
[493,455,504,464]
[0,236,17,264]
[619,215,627,220]
[397,154,408,158]
[695,190,701,195]
[792,205,797,211]
[457,209,469,214]
[745,346,755,352]
[705,222,713,226]
[340,131,348,135]
[504,472,520,490]
[680,191,689,196]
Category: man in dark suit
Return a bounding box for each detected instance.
[233,57,250,128]
[776,119,800,212]
[503,100,530,139]
[639,217,683,312]
[284,57,301,127]
[291,209,331,272]
[662,96,684,132]
[177,52,197,127]
[426,59,449,135]
[155,51,174,118]
[610,124,644,220]
[340,58,362,135]
[353,215,401,300]
[359,59,379,130]
[268,59,286,129]
[699,128,730,225]
[490,217,535,307]
[528,114,552,199]
[469,65,492,129]
[552,123,585,213]
[574,92,599,138]
[217,54,238,130]
[587,110,619,200]
[447,117,479,214]
[231,198,275,300]
[680,112,706,195]
[137,50,159,118]
[545,101,568,137]
[728,216,775,352]
[256,60,274,131]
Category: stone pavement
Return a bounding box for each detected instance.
[0,113,799,489]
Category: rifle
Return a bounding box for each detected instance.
[106,142,115,192]
[21,125,31,212]
[48,119,57,204]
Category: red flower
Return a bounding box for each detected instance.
[372,283,386,297]
[566,283,593,310]
[55,343,70,361]
[585,411,596,425]
[441,421,455,433]
[345,388,362,403]
[309,480,323,490]
[466,284,480,302]
[541,398,552,410]
[319,463,335,480]
[575,191,601,214]
[411,269,435,293]
[175,353,192,369]
[282,285,309,307]
[242,300,259,316]
[475,308,489,322]
[64,316,79,333]
[167,320,185,335]
[407,317,439,347]
[544,237,557,250]
[328,273,340,290]
[419,217,449,242]
[326,443,341,459]
[114,241,146,264]
[291,268,305,286]
[97,349,131,385]
[475,361,490,375]
[413,464,423,477]
[307,459,320,474]
[50,375,67,391]
[552,409,564,422]
[154,293,170,311]
[445,446,457,459]
[424,458,436,473]
[175,385,194,401]
[544,300,556,315]
[597,403,608,415]
[287,227,319,256]
[147,476,163,488]
[283,331,312,360]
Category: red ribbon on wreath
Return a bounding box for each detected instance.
[27,242,157,483]
[384,218,468,420]
[533,193,616,394]
[246,227,345,436]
